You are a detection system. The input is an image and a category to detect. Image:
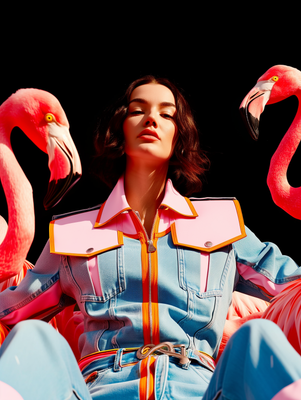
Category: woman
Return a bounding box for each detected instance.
[1,76,301,399]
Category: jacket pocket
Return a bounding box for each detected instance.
[80,246,125,303]
[177,246,232,298]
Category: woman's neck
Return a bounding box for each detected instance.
[124,160,169,236]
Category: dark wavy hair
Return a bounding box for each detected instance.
[93,76,209,196]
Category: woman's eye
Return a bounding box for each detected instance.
[161,113,174,119]
[131,110,144,115]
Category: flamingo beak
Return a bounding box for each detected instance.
[43,123,82,210]
[239,80,276,140]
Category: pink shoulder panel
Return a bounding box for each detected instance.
[49,209,123,257]
[50,199,246,257]
[171,199,246,252]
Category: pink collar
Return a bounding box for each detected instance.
[94,176,197,227]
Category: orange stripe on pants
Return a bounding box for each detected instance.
[139,356,156,400]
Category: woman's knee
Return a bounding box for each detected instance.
[1,320,62,355]
[222,318,286,360]
[11,319,52,335]
[232,318,280,343]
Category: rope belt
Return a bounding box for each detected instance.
[79,343,216,378]
[136,342,190,368]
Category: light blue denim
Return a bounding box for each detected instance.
[1,188,301,398]
[1,227,301,362]
[1,319,301,399]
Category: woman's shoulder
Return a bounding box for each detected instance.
[171,196,247,252]
[49,203,122,258]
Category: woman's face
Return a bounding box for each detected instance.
[123,83,177,166]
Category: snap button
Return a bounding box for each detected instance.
[86,247,94,253]
[204,241,213,248]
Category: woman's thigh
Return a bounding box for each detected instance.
[0,320,91,400]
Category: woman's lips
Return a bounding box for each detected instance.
[137,129,160,140]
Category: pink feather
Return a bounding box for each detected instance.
[262,280,301,355]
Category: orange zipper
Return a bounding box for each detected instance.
[130,211,160,345]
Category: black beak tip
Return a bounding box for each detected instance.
[239,106,260,141]
[43,173,81,210]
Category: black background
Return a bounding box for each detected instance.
[1,7,301,266]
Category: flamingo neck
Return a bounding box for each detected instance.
[0,123,35,282]
[267,96,301,219]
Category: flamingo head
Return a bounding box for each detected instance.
[239,65,301,140]
[0,88,82,209]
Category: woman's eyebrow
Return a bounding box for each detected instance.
[129,98,176,108]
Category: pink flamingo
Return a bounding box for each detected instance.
[216,292,269,361]
[0,88,81,284]
[239,65,301,356]
[240,64,301,219]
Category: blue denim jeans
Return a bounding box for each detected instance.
[1,319,301,399]
[0,320,90,400]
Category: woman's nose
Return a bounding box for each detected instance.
[144,113,157,128]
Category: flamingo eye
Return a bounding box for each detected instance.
[45,113,56,123]
[271,76,279,82]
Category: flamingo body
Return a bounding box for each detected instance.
[240,66,301,357]
[240,65,301,219]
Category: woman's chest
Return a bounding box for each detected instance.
[63,234,237,312]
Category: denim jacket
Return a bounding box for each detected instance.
[1,176,300,360]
